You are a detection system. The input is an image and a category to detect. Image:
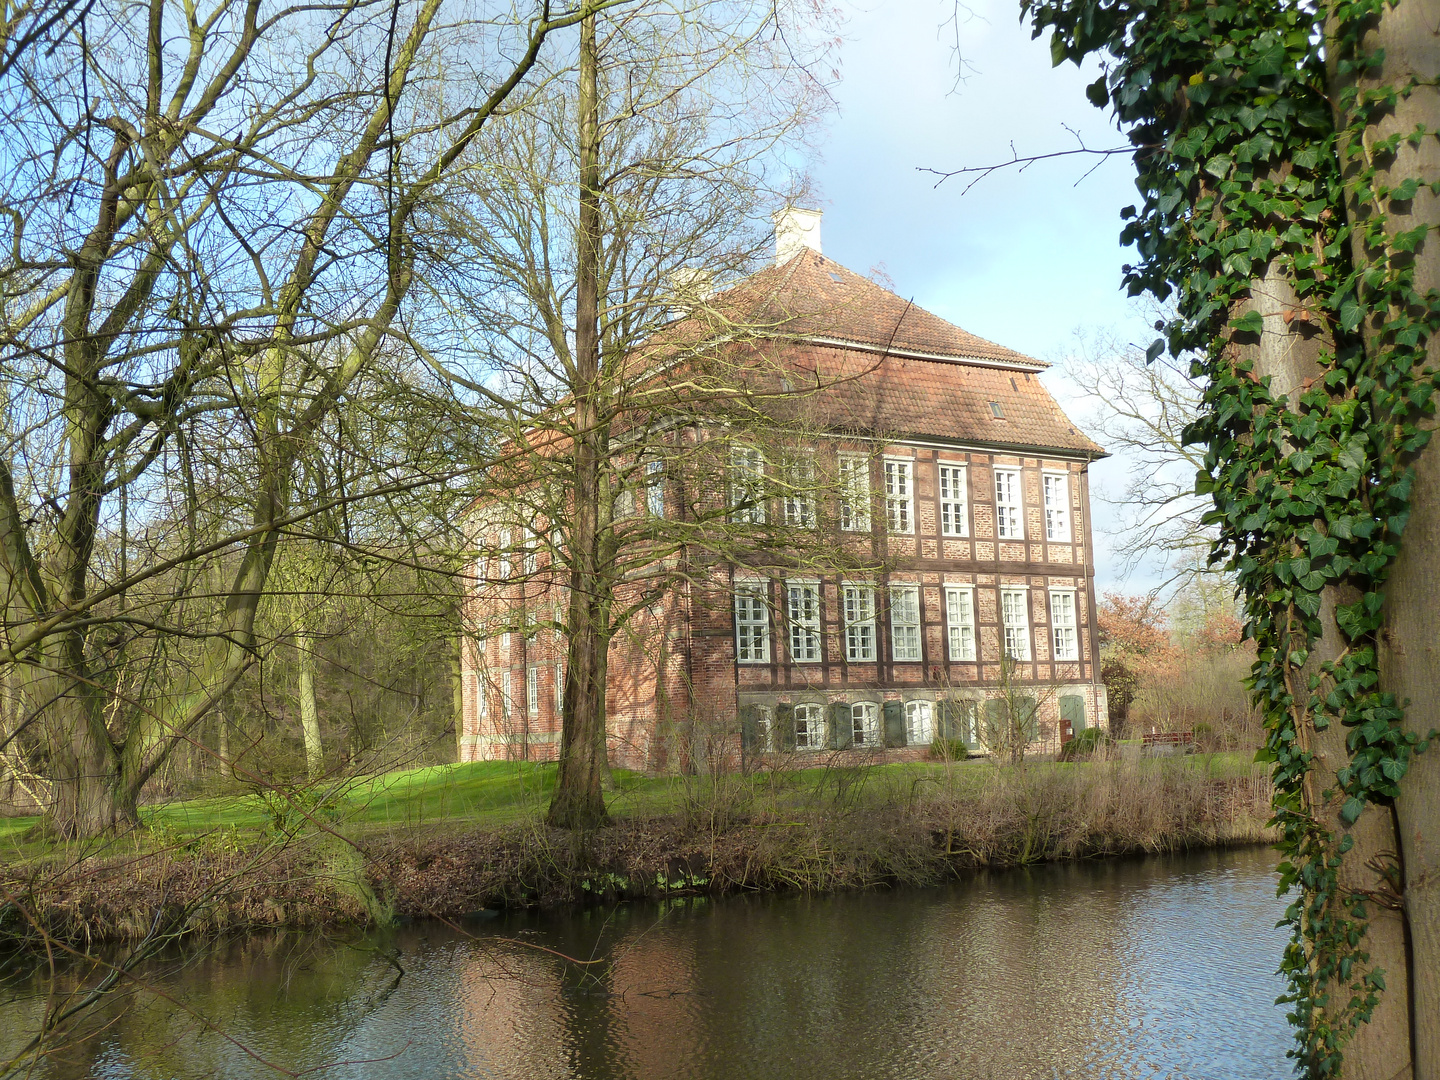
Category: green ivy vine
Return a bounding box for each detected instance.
[1018,0,1439,1072]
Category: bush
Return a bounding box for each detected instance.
[928,738,970,762]
[1059,727,1108,761]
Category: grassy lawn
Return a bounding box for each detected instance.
[0,750,1258,862]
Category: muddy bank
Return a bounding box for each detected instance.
[1,766,1274,948]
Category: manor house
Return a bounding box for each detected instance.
[459,209,1108,770]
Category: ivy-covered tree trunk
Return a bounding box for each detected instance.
[1239,271,1413,1078]
[1334,1,1440,1070]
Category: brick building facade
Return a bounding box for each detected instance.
[459,211,1107,770]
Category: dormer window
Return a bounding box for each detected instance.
[989,401,1005,419]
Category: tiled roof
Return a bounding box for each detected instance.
[774,343,1105,456]
[721,249,1047,367]
[691,251,1104,456]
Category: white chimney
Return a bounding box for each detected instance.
[773,207,822,263]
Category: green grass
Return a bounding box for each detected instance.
[1,750,1259,863]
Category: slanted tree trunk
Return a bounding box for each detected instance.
[548,9,611,831]
[1330,0,1440,1068]
[1241,267,1412,1078]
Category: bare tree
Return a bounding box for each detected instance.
[0,0,629,837]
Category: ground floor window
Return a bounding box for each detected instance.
[795,703,825,750]
[905,700,934,743]
[851,701,880,746]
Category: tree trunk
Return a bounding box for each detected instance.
[452,635,466,762]
[297,625,323,780]
[1326,3,1440,1071]
[1329,0,1440,1071]
[1242,269,1413,1078]
[548,8,610,831]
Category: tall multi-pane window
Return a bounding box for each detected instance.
[794,703,824,750]
[995,470,1023,539]
[1050,591,1079,660]
[905,700,934,743]
[851,702,880,746]
[1043,472,1071,542]
[838,456,871,531]
[1001,588,1032,661]
[475,664,488,722]
[526,665,540,715]
[554,661,565,712]
[944,586,977,661]
[884,459,913,533]
[734,584,771,663]
[889,585,922,662]
[938,464,968,536]
[729,446,766,524]
[842,585,876,661]
[501,671,513,720]
[787,582,821,663]
[498,528,512,575]
[646,459,666,518]
[523,528,538,575]
[783,460,817,528]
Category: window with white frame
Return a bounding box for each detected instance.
[995,470,1023,540]
[938,464,968,537]
[554,661,565,712]
[734,584,771,663]
[729,446,766,524]
[906,700,934,744]
[889,585,922,662]
[646,459,666,518]
[884,459,913,533]
[794,703,824,750]
[501,671,513,720]
[851,702,880,746]
[842,585,876,662]
[1043,472,1071,542]
[1001,588,1032,661]
[1050,591,1079,661]
[783,460,817,528]
[476,667,487,722]
[838,455,871,531]
[944,586,977,661]
[787,582,821,663]
[526,665,540,715]
[498,528,512,576]
[752,707,773,751]
[523,528,538,575]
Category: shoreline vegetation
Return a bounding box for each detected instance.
[1,753,1274,948]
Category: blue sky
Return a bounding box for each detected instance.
[808,0,1161,593]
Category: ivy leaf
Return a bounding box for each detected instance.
[1231,310,1264,336]
[1340,797,1366,825]
[1205,153,1234,179]
[1086,75,1109,108]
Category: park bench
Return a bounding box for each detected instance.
[1141,731,1195,755]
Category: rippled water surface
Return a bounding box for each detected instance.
[10,847,1293,1079]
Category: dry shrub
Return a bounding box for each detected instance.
[928,757,1272,866]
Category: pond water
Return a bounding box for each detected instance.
[6,846,1295,1080]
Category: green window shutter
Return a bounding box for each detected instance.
[883,700,906,747]
[740,704,757,751]
[828,703,851,749]
[773,703,793,753]
[778,704,797,751]
[938,700,958,741]
[1060,694,1085,733]
[1019,697,1039,741]
[985,699,1006,746]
